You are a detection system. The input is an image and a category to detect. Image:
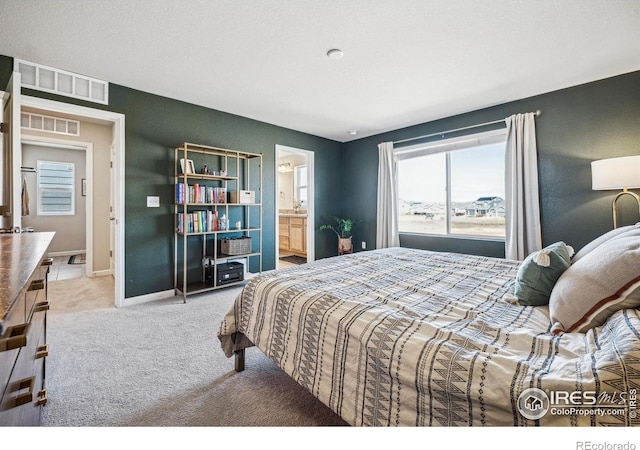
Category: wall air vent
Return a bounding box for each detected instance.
[15,59,109,105]
[21,112,80,136]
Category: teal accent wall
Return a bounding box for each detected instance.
[0,54,343,298]
[3,52,640,297]
[342,70,640,258]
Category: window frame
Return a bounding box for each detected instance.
[294,165,308,207]
[395,128,508,241]
[37,160,75,216]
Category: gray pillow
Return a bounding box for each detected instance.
[514,241,573,306]
[549,227,640,335]
[573,223,639,262]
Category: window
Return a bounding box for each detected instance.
[396,129,507,239]
[294,165,308,207]
[15,59,109,105]
[37,161,75,215]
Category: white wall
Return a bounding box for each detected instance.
[22,144,86,253]
[277,153,306,210]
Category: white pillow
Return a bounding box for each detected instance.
[573,223,639,262]
[549,227,640,335]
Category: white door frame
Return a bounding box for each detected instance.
[21,136,94,275]
[275,144,315,264]
[20,95,126,307]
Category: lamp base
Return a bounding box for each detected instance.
[612,188,640,228]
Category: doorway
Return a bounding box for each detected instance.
[21,136,93,280]
[5,90,126,307]
[275,145,315,269]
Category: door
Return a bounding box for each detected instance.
[2,72,22,231]
[289,217,306,255]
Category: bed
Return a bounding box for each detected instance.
[218,243,640,426]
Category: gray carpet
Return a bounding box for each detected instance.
[43,278,347,427]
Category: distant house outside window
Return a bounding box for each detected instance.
[37,160,75,215]
[396,129,507,239]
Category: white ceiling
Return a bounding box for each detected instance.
[1,1,639,142]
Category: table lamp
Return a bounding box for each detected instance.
[591,155,640,228]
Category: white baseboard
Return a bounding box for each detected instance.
[121,289,176,308]
[88,269,113,278]
[48,250,86,257]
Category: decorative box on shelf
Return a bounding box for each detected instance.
[221,236,252,255]
[230,190,255,204]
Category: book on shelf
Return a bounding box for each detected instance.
[176,183,227,204]
[177,210,221,233]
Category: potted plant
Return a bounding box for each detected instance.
[320,215,359,255]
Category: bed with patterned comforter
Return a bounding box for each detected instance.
[218,247,640,426]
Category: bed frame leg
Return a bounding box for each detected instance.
[234,349,245,372]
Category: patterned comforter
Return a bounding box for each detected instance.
[218,247,640,426]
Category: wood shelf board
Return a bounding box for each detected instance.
[176,143,262,159]
[176,228,261,236]
[175,174,238,181]
[175,203,262,207]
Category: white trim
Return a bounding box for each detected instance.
[47,249,86,257]
[395,128,508,160]
[21,94,126,307]
[275,145,315,265]
[21,111,80,136]
[121,289,175,308]
[92,269,113,277]
[23,135,94,275]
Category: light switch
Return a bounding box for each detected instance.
[147,196,160,207]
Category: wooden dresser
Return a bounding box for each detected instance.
[0,232,54,426]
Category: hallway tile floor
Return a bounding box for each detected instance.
[48,255,86,281]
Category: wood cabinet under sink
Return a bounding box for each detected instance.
[279,216,306,257]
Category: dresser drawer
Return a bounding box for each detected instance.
[0,290,28,396]
[0,291,46,426]
[0,232,54,427]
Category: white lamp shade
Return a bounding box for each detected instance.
[592,155,640,190]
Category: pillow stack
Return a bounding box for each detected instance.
[548,224,640,335]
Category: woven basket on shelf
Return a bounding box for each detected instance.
[220,236,252,255]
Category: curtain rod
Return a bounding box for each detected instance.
[393,110,541,146]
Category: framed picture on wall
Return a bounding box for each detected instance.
[180,158,195,174]
[81,178,87,196]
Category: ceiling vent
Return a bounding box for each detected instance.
[21,112,80,136]
[14,59,109,105]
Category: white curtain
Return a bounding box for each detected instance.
[376,141,400,248]
[505,113,542,260]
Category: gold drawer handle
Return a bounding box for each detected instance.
[41,258,53,266]
[36,344,49,359]
[34,301,50,313]
[35,389,48,406]
[14,376,35,407]
[0,323,30,352]
[28,279,45,291]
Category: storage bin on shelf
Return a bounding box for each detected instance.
[221,236,252,255]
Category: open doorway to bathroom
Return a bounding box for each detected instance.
[275,145,315,269]
[21,138,91,281]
